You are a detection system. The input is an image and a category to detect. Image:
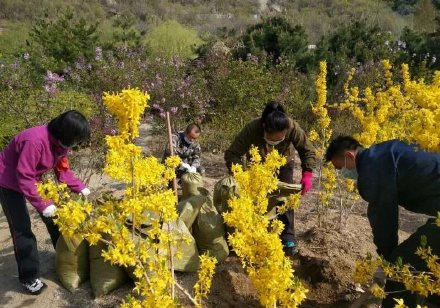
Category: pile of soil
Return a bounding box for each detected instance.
[177,256,260,308]
[176,212,382,308]
[295,214,378,308]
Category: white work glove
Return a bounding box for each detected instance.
[188,166,197,173]
[180,162,191,171]
[42,204,57,217]
[80,187,91,197]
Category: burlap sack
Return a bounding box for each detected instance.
[56,235,89,292]
[177,194,206,229]
[181,172,204,198]
[193,194,229,262]
[89,241,129,297]
[213,175,237,214]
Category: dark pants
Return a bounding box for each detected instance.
[382,218,440,308]
[278,160,295,242]
[0,187,60,283]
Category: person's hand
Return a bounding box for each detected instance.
[180,162,191,171]
[300,171,313,195]
[188,166,197,173]
[80,188,91,197]
[42,204,57,217]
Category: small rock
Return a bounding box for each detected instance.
[355,283,365,293]
[344,293,359,301]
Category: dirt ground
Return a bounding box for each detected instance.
[0,123,433,308]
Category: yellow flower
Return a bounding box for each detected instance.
[37,181,69,204]
[394,298,407,308]
[164,155,181,169]
[353,258,381,284]
[224,147,308,307]
[194,255,218,306]
[370,283,386,299]
[249,145,262,164]
[39,88,216,308]
[309,129,319,142]
[103,89,150,140]
[277,194,301,214]
[310,61,341,218]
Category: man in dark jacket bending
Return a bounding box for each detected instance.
[325,136,440,308]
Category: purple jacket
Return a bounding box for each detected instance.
[0,125,86,212]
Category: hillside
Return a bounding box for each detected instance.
[0,0,438,43]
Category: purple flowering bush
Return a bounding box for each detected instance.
[0,54,99,182]
[0,44,315,155]
[65,48,211,131]
[144,57,211,130]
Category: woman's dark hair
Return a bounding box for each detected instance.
[325,136,362,162]
[261,101,290,133]
[48,110,90,147]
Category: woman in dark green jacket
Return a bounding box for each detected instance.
[224,101,316,256]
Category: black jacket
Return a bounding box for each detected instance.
[357,140,440,260]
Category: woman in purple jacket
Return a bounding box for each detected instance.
[0,110,91,294]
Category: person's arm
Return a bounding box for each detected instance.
[358,156,399,261]
[224,124,253,172]
[289,120,316,193]
[366,195,399,260]
[190,143,201,169]
[54,156,86,193]
[15,141,52,212]
[290,120,316,172]
[164,134,180,158]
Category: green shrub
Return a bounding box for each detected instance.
[28,9,99,72]
[0,88,95,149]
[201,55,282,150]
[145,20,203,60]
[235,16,311,69]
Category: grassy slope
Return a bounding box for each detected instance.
[0,0,437,55]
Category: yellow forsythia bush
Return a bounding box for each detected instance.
[336,62,440,306]
[223,146,307,308]
[39,88,217,308]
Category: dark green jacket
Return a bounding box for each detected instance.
[224,118,316,171]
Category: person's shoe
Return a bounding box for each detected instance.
[283,240,298,257]
[22,278,47,295]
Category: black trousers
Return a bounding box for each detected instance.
[278,160,295,242]
[0,187,60,283]
[382,218,440,308]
